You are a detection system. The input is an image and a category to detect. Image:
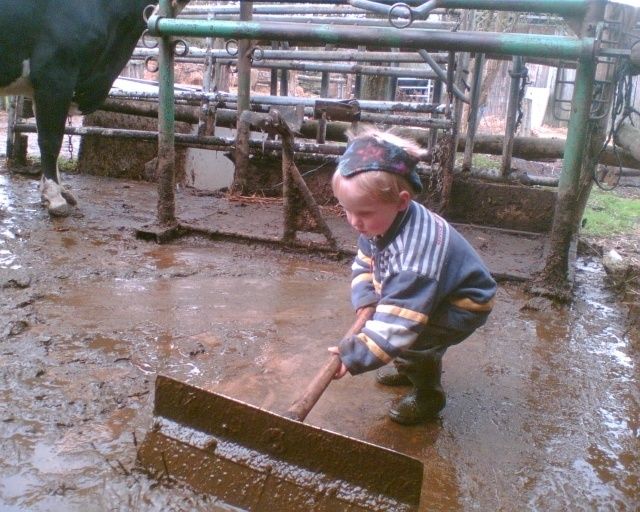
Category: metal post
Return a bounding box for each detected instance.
[270,41,279,96]
[279,41,290,97]
[538,0,607,287]
[12,96,28,164]
[501,55,524,176]
[212,42,225,92]
[437,49,463,212]
[429,79,443,151]
[157,0,176,226]
[198,11,215,137]
[462,53,485,172]
[354,45,366,100]
[387,48,400,101]
[543,57,595,282]
[6,96,16,159]
[232,1,253,193]
[317,65,330,143]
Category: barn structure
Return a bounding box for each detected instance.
[4,0,640,296]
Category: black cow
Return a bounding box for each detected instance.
[0,0,189,216]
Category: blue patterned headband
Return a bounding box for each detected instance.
[336,135,423,193]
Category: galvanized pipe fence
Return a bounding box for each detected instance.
[140,0,625,284]
[5,0,636,282]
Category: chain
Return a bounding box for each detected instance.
[66,116,74,160]
[594,60,637,191]
[514,66,530,133]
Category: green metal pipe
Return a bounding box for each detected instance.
[157,0,176,225]
[558,59,595,191]
[147,17,595,61]
[546,56,596,278]
[182,0,589,15]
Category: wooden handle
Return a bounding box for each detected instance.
[284,306,375,422]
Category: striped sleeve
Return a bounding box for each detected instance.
[350,236,379,310]
[392,206,449,280]
[339,271,438,374]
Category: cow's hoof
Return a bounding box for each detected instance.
[47,201,71,217]
[60,187,78,206]
[40,178,71,217]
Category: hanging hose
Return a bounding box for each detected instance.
[594,60,638,191]
[514,66,530,133]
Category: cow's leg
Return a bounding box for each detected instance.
[33,85,77,216]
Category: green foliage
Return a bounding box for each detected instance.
[472,154,502,171]
[57,157,78,174]
[582,189,640,236]
[454,153,502,172]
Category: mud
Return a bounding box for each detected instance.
[1,165,638,511]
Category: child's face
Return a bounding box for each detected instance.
[335,178,410,238]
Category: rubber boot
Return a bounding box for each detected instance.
[388,348,446,425]
[375,363,411,386]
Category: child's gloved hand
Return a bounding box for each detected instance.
[328,346,348,379]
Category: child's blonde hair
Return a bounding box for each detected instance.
[332,128,425,203]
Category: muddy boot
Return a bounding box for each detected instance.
[388,348,446,425]
[375,364,411,386]
[388,387,446,425]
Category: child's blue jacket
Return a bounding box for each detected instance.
[339,200,497,375]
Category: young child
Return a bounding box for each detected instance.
[329,129,497,425]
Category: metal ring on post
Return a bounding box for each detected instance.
[225,39,239,56]
[388,3,413,29]
[141,30,159,49]
[144,56,159,73]
[173,39,190,57]
[251,46,264,62]
[143,3,157,23]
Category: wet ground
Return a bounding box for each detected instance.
[0,166,638,511]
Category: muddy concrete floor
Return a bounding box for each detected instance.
[0,166,638,511]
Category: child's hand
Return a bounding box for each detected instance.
[328,346,348,379]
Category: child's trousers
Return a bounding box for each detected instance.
[396,322,478,388]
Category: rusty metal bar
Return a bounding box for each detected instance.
[241,111,338,248]
[238,60,439,79]
[132,47,449,63]
[182,4,369,16]
[189,14,455,30]
[108,89,447,114]
[13,123,351,155]
[354,0,589,16]
[14,121,451,152]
